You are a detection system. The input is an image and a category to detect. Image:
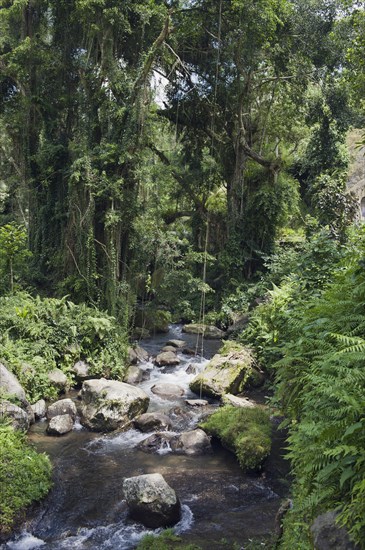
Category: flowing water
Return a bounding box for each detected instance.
[2,326,290,550]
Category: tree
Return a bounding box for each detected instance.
[0,223,30,293]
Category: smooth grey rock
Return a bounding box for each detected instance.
[0,363,34,423]
[182,324,225,339]
[128,345,149,365]
[151,383,185,400]
[48,368,69,392]
[47,398,77,421]
[31,399,47,419]
[47,414,74,435]
[0,400,30,431]
[222,394,256,408]
[80,378,149,432]
[123,473,181,528]
[72,361,92,382]
[170,429,212,455]
[134,412,172,433]
[311,511,359,550]
[123,366,144,385]
[189,349,254,398]
[161,345,177,353]
[166,340,186,349]
[154,351,180,367]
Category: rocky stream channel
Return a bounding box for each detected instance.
[2,325,290,550]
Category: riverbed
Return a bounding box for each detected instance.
[2,325,290,550]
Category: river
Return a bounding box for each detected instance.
[2,325,289,550]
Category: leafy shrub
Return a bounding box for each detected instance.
[0,292,128,402]
[200,406,271,471]
[0,421,52,534]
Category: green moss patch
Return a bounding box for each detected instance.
[200,406,272,471]
[0,421,52,535]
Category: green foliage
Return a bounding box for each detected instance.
[0,223,31,294]
[0,292,128,402]
[137,529,201,550]
[0,420,52,535]
[201,406,271,471]
[273,229,365,548]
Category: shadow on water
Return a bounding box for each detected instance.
[2,325,290,550]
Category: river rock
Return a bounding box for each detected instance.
[161,345,177,353]
[47,414,74,435]
[31,399,47,419]
[80,378,149,432]
[0,363,34,424]
[0,400,30,431]
[183,347,196,356]
[186,363,198,375]
[123,473,181,528]
[182,324,225,339]
[166,339,186,348]
[154,351,180,367]
[226,314,250,337]
[134,412,172,433]
[138,432,174,453]
[47,398,77,421]
[189,349,254,398]
[151,383,185,400]
[222,394,256,408]
[48,368,69,392]
[72,361,92,382]
[123,366,144,385]
[185,399,208,407]
[170,429,212,455]
[128,345,149,365]
[310,510,359,550]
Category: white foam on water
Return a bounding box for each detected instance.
[5,532,45,550]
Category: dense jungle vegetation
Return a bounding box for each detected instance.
[0,0,365,547]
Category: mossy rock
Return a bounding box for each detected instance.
[189,347,254,398]
[200,405,271,471]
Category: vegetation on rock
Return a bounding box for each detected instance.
[201,406,271,471]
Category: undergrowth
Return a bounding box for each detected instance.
[0,292,128,402]
[0,420,52,535]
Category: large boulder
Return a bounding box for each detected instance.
[80,378,149,432]
[48,368,69,392]
[182,324,225,339]
[134,412,172,433]
[47,398,77,421]
[0,363,34,424]
[310,511,359,550]
[123,473,181,528]
[189,349,254,398]
[154,351,180,367]
[0,400,30,431]
[47,414,74,436]
[151,383,185,400]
